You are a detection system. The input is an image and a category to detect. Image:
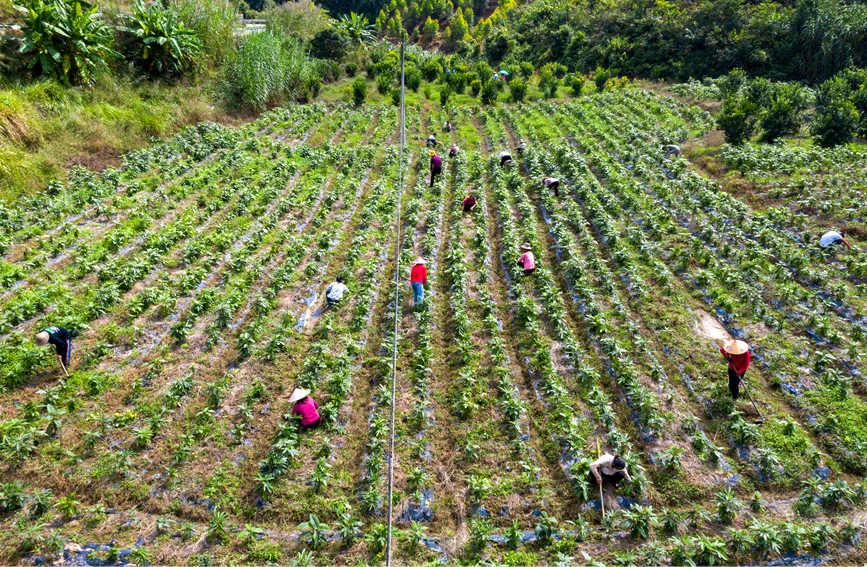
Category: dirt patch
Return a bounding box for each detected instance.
[694,308,731,344]
[66,144,122,172]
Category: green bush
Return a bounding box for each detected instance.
[480,79,497,105]
[421,16,438,41]
[813,77,860,147]
[421,58,440,81]
[376,73,390,95]
[119,0,202,77]
[351,76,366,106]
[168,0,236,64]
[509,77,527,102]
[539,64,559,98]
[405,65,422,91]
[519,61,534,78]
[13,0,116,85]
[718,95,758,145]
[389,87,400,106]
[469,78,481,97]
[439,84,451,107]
[759,83,810,142]
[344,62,357,76]
[569,74,586,97]
[310,27,348,60]
[594,66,611,92]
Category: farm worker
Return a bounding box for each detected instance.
[461,193,478,213]
[517,139,527,153]
[543,177,560,197]
[719,339,751,400]
[427,134,437,148]
[290,388,321,428]
[325,275,348,308]
[410,257,427,308]
[429,151,442,187]
[449,144,459,158]
[589,453,631,490]
[819,230,851,250]
[662,144,680,159]
[35,326,72,376]
[443,120,452,132]
[517,243,535,276]
[499,150,512,167]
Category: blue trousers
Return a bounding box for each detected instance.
[411,282,424,305]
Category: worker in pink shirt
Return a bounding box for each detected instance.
[517,243,535,276]
[430,151,442,187]
[290,388,321,428]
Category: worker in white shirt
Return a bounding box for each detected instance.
[819,230,851,250]
[325,275,349,308]
[589,453,630,490]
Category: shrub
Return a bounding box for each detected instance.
[519,61,535,78]
[480,79,498,105]
[168,0,236,64]
[310,27,348,60]
[405,65,422,91]
[469,78,481,96]
[439,84,451,107]
[376,73,390,95]
[421,16,438,41]
[760,83,810,142]
[718,95,759,145]
[813,76,860,147]
[13,0,116,85]
[344,62,357,76]
[593,66,611,92]
[569,74,586,97]
[539,64,559,98]
[509,77,527,102]
[421,58,440,81]
[351,77,366,106]
[389,87,400,106]
[119,0,203,77]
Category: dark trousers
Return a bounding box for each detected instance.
[430,169,441,187]
[728,367,744,400]
[326,297,338,308]
[522,268,535,276]
[500,156,511,166]
[589,470,626,489]
[302,418,321,429]
[548,181,560,196]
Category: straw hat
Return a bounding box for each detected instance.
[35,331,49,345]
[413,257,426,265]
[723,339,749,355]
[289,388,311,404]
[520,243,532,251]
[429,150,436,157]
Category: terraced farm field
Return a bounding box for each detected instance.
[1,89,866,565]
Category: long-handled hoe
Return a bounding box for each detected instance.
[596,439,605,519]
[59,359,70,378]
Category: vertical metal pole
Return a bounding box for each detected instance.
[386,37,406,567]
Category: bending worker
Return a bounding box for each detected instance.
[449,143,459,158]
[663,144,680,159]
[543,177,560,197]
[590,453,630,490]
[499,149,512,167]
[819,229,851,250]
[325,275,348,308]
[517,243,535,276]
[719,338,750,400]
[430,151,442,187]
[290,388,321,428]
[443,120,452,132]
[427,134,437,148]
[35,326,72,376]
[461,193,477,213]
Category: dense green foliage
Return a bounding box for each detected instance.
[12,0,116,85]
[118,0,203,77]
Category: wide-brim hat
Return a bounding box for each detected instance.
[520,243,532,251]
[289,388,311,404]
[723,339,749,355]
[413,257,426,265]
[429,150,436,156]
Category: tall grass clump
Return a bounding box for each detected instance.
[225,32,320,109]
[167,0,237,64]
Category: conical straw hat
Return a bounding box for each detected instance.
[723,339,749,355]
[289,388,311,404]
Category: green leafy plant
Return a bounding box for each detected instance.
[298,514,329,550]
[119,0,202,77]
[13,0,116,85]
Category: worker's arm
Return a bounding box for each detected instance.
[470,201,477,210]
[589,460,602,485]
[842,238,852,249]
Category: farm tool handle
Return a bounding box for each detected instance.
[740,378,765,422]
[385,38,406,567]
[59,359,69,378]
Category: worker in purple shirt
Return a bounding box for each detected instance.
[430,151,442,187]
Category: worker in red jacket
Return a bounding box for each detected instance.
[719,339,750,400]
[461,193,477,213]
[410,257,427,308]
